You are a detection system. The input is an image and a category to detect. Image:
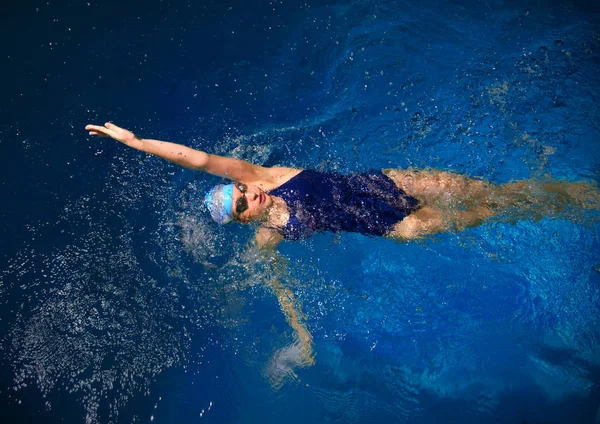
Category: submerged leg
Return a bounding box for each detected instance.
[484,180,600,222]
[384,168,600,240]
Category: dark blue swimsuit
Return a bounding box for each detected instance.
[268,170,420,240]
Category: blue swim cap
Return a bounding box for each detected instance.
[204,184,235,224]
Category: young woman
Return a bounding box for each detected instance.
[85,122,598,377]
[87,122,595,247]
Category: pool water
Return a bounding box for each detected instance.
[1,0,600,423]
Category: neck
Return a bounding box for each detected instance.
[268,195,286,213]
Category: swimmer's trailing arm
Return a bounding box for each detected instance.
[270,279,315,367]
[256,246,315,369]
[255,226,284,250]
[84,122,271,183]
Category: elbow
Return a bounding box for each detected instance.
[189,152,209,170]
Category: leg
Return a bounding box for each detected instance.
[484,179,600,221]
[383,168,493,208]
[389,205,493,240]
[390,206,445,240]
[384,167,600,211]
[540,181,600,209]
[384,168,600,239]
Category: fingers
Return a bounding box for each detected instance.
[85,122,130,141]
[104,122,122,131]
[85,124,105,132]
[85,123,119,132]
[88,131,108,137]
[85,123,115,138]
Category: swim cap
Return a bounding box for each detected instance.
[204,184,235,224]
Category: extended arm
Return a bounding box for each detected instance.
[85,122,290,185]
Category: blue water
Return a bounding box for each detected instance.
[2,0,600,423]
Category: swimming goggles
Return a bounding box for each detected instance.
[233,182,249,218]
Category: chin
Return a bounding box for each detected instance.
[264,198,272,209]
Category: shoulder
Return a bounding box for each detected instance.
[254,167,303,191]
[255,226,284,249]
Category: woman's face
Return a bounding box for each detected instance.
[232,183,273,223]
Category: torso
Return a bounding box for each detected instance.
[262,170,421,240]
[265,196,291,228]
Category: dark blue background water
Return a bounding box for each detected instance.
[2,0,600,423]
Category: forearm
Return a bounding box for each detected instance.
[136,138,208,170]
[271,280,315,366]
[248,244,314,365]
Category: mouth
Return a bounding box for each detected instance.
[259,193,265,204]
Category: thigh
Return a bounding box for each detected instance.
[382,168,419,196]
[387,206,446,240]
[384,168,490,205]
[388,204,493,241]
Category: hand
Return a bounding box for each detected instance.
[85,122,140,147]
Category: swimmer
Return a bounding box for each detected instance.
[85,122,600,375]
[85,122,599,245]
